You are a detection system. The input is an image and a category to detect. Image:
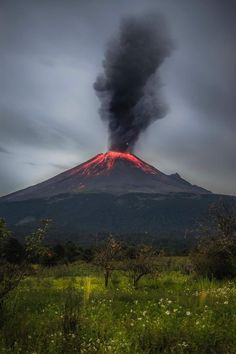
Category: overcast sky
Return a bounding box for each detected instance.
[0,0,236,196]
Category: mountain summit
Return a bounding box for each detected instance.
[2,151,210,201]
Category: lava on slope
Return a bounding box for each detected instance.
[70,151,160,177]
[2,151,210,201]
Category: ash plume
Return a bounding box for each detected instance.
[94,14,173,152]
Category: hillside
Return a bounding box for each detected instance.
[0,192,234,248]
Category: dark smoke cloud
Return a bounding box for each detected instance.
[94,14,173,152]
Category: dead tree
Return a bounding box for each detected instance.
[127,245,163,287]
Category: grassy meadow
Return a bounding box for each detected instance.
[0,260,236,354]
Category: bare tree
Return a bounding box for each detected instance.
[127,245,163,287]
[94,237,122,287]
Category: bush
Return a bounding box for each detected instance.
[191,202,236,279]
[191,236,236,279]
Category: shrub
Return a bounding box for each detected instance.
[191,202,236,279]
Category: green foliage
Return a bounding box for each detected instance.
[191,202,236,279]
[0,218,12,259]
[62,284,83,335]
[25,218,52,263]
[0,219,25,313]
[191,236,236,279]
[126,245,163,287]
[0,213,236,352]
[64,241,82,263]
[94,237,122,287]
[3,237,25,264]
[82,248,95,263]
[0,263,236,353]
[0,218,11,241]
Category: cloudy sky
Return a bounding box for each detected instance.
[0,0,236,196]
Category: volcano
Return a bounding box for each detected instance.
[1,152,234,248]
[3,151,210,202]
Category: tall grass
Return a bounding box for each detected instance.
[0,262,235,353]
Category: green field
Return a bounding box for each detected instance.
[0,261,236,354]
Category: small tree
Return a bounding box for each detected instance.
[0,218,12,258]
[3,237,25,264]
[25,219,52,263]
[94,237,122,287]
[64,241,81,264]
[82,248,94,263]
[191,201,236,279]
[209,202,236,238]
[0,219,26,325]
[127,245,162,287]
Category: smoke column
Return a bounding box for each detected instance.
[94,14,173,152]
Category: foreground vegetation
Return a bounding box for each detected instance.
[0,201,236,353]
[0,262,236,354]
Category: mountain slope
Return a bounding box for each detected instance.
[0,192,234,248]
[2,151,210,201]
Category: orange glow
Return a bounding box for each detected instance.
[70,151,159,177]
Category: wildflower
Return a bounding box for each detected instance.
[165,310,170,315]
[182,341,188,348]
[186,311,191,316]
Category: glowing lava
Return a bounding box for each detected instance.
[70,151,160,177]
[2,150,210,202]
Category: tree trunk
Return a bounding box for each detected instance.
[104,270,110,287]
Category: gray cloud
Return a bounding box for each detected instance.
[0,0,235,196]
[0,107,65,149]
[0,146,9,154]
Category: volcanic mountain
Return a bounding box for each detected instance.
[3,151,209,202]
[1,152,234,249]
